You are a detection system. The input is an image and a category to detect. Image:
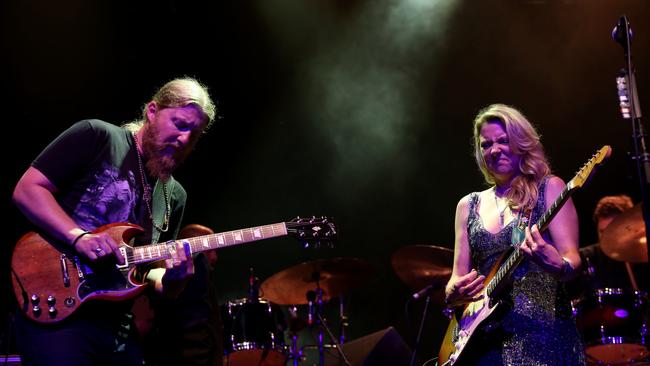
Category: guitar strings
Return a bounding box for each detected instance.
[122,225,287,264]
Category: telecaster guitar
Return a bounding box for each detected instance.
[11,217,336,324]
[438,145,611,366]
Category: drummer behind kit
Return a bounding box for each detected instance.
[571,203,650,365]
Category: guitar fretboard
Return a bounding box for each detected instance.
[129,223,288,264]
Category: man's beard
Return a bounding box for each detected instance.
[141,124,191,181]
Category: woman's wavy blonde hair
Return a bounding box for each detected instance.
[473,104,551,211]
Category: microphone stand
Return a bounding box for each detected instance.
[409,290,432,366]
[613,15,650,291]
[316,312,352,366]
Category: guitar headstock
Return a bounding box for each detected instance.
[286,216,338,248]
[568,145,612,190]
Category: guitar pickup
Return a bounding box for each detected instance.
[73,256,88,279]
[115,247,129,269]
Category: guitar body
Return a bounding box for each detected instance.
[439,250,509,365]
[11,223,147,324]
[439,297,505,366]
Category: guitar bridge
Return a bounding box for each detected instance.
[59,254,70,287]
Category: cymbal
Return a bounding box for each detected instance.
[391,245,453,291]
[600,204,649,263]
[260,257,375,305]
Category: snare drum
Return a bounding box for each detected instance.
[221,298,287,366]
[574,288,649,365]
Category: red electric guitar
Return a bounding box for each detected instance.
[11,217,337,324]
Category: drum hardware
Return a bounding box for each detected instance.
[573,287,649,365]
[310,311,352,366]
[260,257,373,365]
[338,295,348,345]
[284,295,351,366]
[287,306,303,366]
[296,270,352,366]
[247,267,261,302]
[391,245,453,306]
[391,245,453,366]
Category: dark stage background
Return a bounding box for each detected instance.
[2,0,650,364]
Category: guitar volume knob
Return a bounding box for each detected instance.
[47,295,56,306]
[30,294,40,304]
[64,297,76,307]
[32,305,41,315]
[48,306,57,317]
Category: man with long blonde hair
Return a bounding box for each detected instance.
[12,77,216,366]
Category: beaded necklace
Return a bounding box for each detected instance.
[132,132,170,233]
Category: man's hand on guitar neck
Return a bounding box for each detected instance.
[445,269,486,307]
[73,230,125,265]
[147,241,195,299]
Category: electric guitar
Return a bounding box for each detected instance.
[11,217,337,324]
[438,146,611,366]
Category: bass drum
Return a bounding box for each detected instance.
[574,288,649,365]
[221,298,287,366]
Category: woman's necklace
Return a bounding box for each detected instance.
[133,132,170,233]
[493,187,509,228]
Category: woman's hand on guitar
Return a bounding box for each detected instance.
[445,269,485,307]
[74,232,125,265]
[519,225,564,274]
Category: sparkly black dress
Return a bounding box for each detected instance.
[465,179,585,365]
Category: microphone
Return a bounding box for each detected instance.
[306,290,316,326]
[412,283,441,300]
[611,15,632,49]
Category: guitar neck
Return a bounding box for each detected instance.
[537,186,573,233]
[485,184,575,298]
[129,222,288,265]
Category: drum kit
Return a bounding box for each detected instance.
[217,205,650,366]
[574,203,650,366]
[218,248,453,366]
[219,257,376,366]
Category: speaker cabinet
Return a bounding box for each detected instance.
[325,327,412,366]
